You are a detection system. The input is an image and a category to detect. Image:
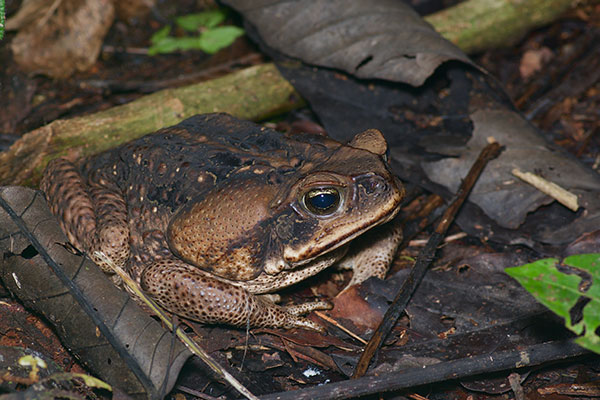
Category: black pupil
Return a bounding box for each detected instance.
[307,190,339,213]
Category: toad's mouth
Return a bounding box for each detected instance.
[285,199,402,266]
[232,244,350,294]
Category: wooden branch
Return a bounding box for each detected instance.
[352,142,502,379]
[425,0,577,54]
[0,63,304,186]
[262,340,587,400]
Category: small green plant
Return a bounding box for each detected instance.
[148,9,244,56]
[0,0,5,40]
[506,253,600,353]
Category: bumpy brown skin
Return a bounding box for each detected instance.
[41,113,404,331]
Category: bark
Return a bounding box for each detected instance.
[0,63,303,186]
[425,0,577,54]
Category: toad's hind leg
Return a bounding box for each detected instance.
[140,259,330,331]
[41,158,130,272]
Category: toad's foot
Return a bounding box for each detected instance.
[140,259,330,331]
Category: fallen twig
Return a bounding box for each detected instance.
[314,311,367,345]
[512,168,579,211]
[262,340,587,400]
[352,142,502,378]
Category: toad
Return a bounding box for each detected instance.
[41,113,404,331]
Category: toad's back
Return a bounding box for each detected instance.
[81,114,338,224]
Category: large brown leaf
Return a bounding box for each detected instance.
[420,108,600,239]
[223,0,473,86]
[0,186,191,399]
[7,0,114,79]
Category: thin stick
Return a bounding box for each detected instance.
[352,142,502,379]
[512,168,579,211]
[93,252,259,400]
[314,311,367,345]
[262,340,586,400]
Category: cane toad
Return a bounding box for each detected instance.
[41,113,404,331]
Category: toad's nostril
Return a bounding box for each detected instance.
[357,175,387,195]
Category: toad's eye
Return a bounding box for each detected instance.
[303,188,341,215]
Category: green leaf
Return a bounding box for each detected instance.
[150,25,171,45]
[197,26,245,54]
[506,253,600,354]
[148,36,202,55]
[148,36,178,55]
[175,10,226,31]
[0,0,5,41]
[148,12,244,56]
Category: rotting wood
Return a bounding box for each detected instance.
[426,0,578,54]
[0,63,304,187]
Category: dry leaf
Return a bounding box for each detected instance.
[9,0,115,79]
[519,47,554,79]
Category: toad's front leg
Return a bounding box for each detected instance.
[140,258,329,331]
